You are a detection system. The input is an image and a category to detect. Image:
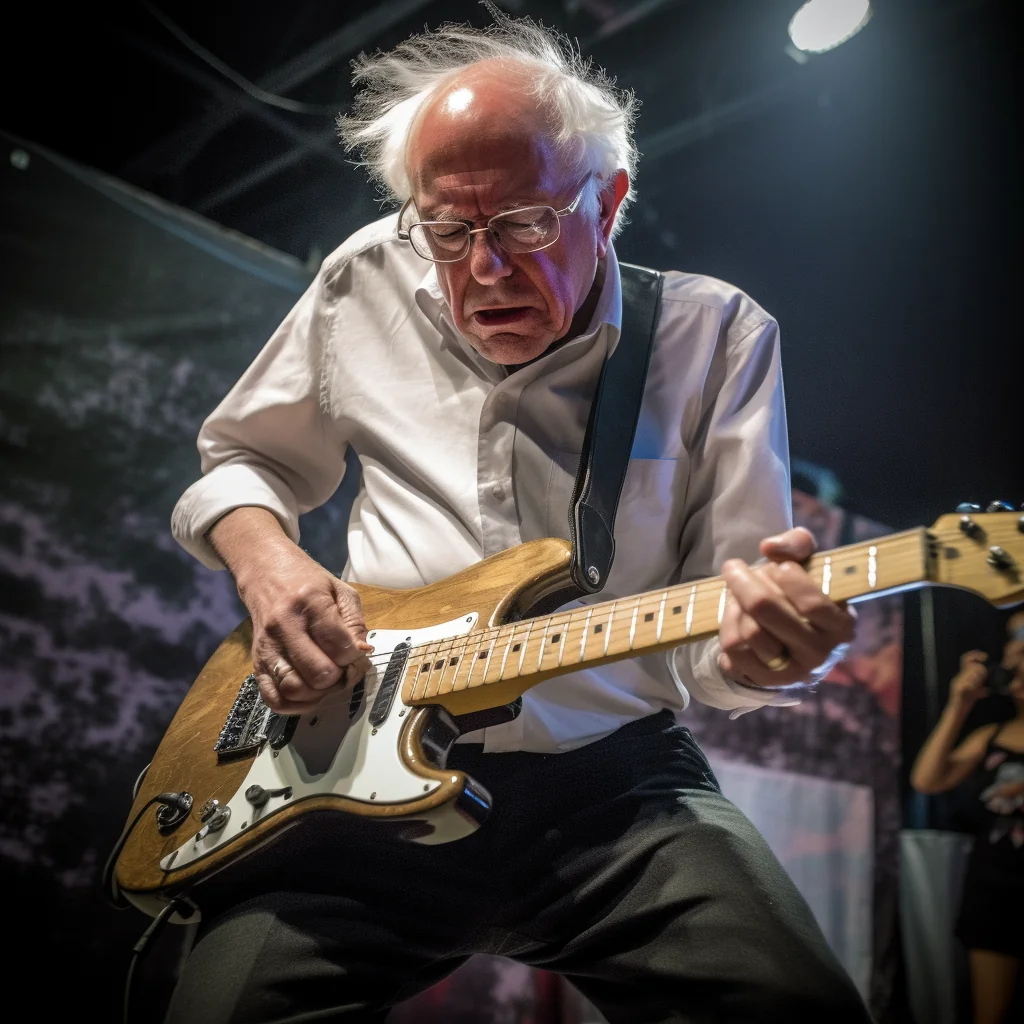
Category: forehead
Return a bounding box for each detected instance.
[407,76,568,215]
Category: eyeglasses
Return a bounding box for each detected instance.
[397,177,592,263]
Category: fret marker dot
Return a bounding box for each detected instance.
[594,624,603,634]
[449,657,458,666]
[673,606,682,615]
[512,643,521,652]
[434,661,444,670]
[845,565,856,574]
[644,612,654,623]
[420,665,430,674]
[478,651,488,659]
[551,633,561,643]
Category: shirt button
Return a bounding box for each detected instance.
[491,483,506,501]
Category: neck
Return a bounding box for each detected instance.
[402,527,932,715]
[565,257,607,344]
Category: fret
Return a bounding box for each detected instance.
[821,556,832,596]
[685,584,696,635]
[628,601,639,650]
[536,616,553,671]
[603,602,616,657]
[656,590,667,642]
[477,635,497,689]
[495,625,518,682]
[412,641,441,700]
[717,585,727,625]
[578,608,593,662]
[517,620,534,676]
[534,612,571,672]
[557,617,569,667]
[419,640,448,699]
[868,545,877,589]
[426,638,462,698]
[457,632,486,692]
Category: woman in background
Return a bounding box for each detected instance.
[912,610,1024,1024]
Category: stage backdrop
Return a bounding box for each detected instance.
[0,137,899,1022]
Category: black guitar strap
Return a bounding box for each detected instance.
[568,262,664,594]
[449,263,663,734]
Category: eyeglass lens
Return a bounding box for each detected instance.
[409,206,559,261]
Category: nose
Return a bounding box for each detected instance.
[467,229,512,285]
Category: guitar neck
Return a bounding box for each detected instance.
[404,528,931,708]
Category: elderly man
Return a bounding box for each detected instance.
[167,14,869,1024]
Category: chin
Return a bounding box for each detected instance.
[470,332,554,365]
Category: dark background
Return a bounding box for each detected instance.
[1,1,1019,1020]
[2,0,1017,531]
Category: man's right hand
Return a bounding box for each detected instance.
[208,508,373,714]
[948,650,990,711]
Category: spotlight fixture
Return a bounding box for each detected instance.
[788,0,872,54]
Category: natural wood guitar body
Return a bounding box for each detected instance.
[115,538,575,914]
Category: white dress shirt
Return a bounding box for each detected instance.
[172,212,801,753]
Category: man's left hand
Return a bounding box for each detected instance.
[718,526,856,688]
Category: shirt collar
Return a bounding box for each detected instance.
[413,243,624,376]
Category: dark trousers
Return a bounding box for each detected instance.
[165,712,872,1023]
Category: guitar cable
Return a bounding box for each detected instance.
[101,790,194,909]
[101,789,197,1024]
[122,896,194,1024]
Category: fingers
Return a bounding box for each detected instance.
[961,650,989,668]
[251,580,374,713]
[719,555,855,688]
[759,526,816,563]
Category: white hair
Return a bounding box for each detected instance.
[336,5,639,236]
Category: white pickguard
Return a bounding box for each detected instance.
[161,612,478,872]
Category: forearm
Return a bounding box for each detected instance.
[910,703,971,793]
[207,507,310,597]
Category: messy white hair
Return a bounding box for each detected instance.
[336,5,639,236]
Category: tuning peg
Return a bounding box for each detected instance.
[988,546,1017,572]
[956,502,981,513]
[986,501,1015,512]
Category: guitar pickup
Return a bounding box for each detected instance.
[368,642,411,727]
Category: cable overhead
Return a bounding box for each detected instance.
[141,0,343,115]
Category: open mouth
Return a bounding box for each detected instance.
[472,306,532,326]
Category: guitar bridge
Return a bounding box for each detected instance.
[214,674,276,760]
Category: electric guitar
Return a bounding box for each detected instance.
[113,509,1023,918]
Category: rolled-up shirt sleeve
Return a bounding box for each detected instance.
[171,270,349,570]
[665,314,802,715]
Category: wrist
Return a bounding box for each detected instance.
[944,698,972,720]
[207,507,306,594]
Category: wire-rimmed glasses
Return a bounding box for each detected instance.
[397,176,592,263]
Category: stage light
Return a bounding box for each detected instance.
[788,0,872,54]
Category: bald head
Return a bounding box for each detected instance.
[407,61,567,198]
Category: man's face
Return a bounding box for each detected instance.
[406,73,621,365]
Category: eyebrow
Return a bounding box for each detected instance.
[420,198,546,222]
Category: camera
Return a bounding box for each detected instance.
[987,623,1024,696]
[987,664,1016,697]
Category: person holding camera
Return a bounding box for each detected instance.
[911,610,1024,1024]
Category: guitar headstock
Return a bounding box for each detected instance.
[929,505,1024,608]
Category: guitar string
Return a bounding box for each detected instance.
[404,532,936,693]
[354,531,933,668]
[266,528,1007,712]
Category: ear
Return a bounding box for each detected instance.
[596,169,629,258]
